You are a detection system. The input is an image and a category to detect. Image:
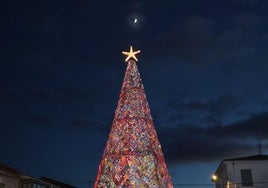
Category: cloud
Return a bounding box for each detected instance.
[158,112,268,164]
[233,13,260,28]
[68,119,109,133]
[30,116,55,127]
[164,137,254,164]
[0,91,20,103]
[140,16,216,64]
[25,89,62,102]
[140,9,266,65]
[169,94,241,120]
[23,81,111,105]
[208,112,268,139]
[221,0,259,4]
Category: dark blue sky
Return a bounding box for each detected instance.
[1,0,268,187]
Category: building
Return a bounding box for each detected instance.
[0,163,77,188]
[0,163,23,188]
[212,155,268,188]
[40,177,77,188]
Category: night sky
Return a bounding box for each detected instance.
[1,0,268,187]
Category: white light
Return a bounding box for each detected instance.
[211,174,218,181]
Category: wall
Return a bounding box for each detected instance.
[0,170,20,188]
[225,160,268,188]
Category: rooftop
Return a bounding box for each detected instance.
[224,154,268,161]
[0,163,22,176]
[40,177,77,188]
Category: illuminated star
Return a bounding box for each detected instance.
[122,46,141,62]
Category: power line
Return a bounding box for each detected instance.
[173,183,214,187]
[173,181,268,187]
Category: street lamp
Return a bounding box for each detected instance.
[211,174,234,188]
[211,174,218,182]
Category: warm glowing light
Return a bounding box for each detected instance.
[211,174,218,181]
[122,46,141,62]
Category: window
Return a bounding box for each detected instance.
[22,182,49,188]
[22,183,27,188]
[241,169,253,186]
[0,183,5,188]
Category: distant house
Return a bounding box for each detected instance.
[0,163,24,188]
[0,163,77,188]
[212,155,268,188]
[40,177,77,188]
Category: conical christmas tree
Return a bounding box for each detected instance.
[94,46,173,188]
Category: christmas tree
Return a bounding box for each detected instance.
[94,46,173,188]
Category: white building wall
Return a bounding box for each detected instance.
[215,164,228,188]
[224,160,268,188]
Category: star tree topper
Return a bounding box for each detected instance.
[122,46,141,62]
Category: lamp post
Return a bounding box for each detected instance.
[211,174,218,188]
[211,174,231,188]
[211,174,221,188]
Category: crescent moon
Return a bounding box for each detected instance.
[134,18,138,23]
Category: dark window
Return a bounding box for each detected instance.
[22,182,49,188]
[241,169,253,186]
